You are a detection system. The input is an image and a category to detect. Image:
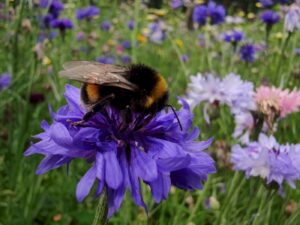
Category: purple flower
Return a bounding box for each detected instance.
[284,4,300,33]
[147,20,167,44]
[50,18,73,31]
[76,32,85,41]
[260,10,280,26]
[95,56,115,64]
[185,73,255,123]
[76,6,100,20]
[193,1,226,26]
[128,20,135,30]
[120,55,131,64]
[24,85,216,216]
[180,54,189,62]
[231,133,300,189]
[239,44,257,62]
[170,0,183,9]
[121,40,131,49]
[41,14,54,28]
[101,21,111,31]
[259,0,274,7]
[0,73,11,90]
[40,0,64,18]
[222,30,244,43]
[295,48,300,56]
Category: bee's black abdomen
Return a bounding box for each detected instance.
[127,64,159,93]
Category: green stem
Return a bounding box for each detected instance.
[187,176,212,222]
[92,187,108,225]
[131,0,141,63]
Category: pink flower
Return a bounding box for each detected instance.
[255,86,300,118]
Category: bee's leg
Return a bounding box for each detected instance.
[72,94,115,126]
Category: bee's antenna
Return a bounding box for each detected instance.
[165,104,183,131]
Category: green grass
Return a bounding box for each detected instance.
[1,1,300,225]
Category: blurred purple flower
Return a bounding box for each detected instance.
[171,0,183,9]
[233,112,255,144]
[24,85,215,216]
[260,10,280,26]
[222,30,244,43]
[41,14,54,28]
[120,55,131,64]
[0,73,11,91]
[76,32,85,41]
[240,44,257,62]
[50,18,73,31]
[76,6,100,20]
[193,1,226,26]
[147,20,167,44]
[40,0,64,18]
[121,40,131,49]
[284,4,300,33]
[101,21,111,31]
[231,133,300,189]
[181,54,189,62]
[128,20,135,30]
[295,48,300,56]
[96,56,115,64]
[259,0,274,7]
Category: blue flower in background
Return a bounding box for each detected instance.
[128,20,135,30]
[50,18,73,31]
[0,73,11,91]
[101,21,111,31]
[120,55,131,64]
[76,6,100,20]
[181,54,189,62]
[96,56,115,64]
[223,30,244,43]
[193,1,225,26]
[259,0,274,7]
[239,44,257,62]
[295,48,300,56]
[24,85,215,216]
[260,10,280,26]
[193,4,207,25]
[147,20,167,44]
[171,0,183,9]
[284,4,300,33]
[40,0,64,18]
[231,133,300,189]
[121,40,131,49]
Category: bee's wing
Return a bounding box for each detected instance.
[59,61,137,91]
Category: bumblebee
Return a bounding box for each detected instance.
[59,61,182,129]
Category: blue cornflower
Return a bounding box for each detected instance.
[181,54,189,62]
[147,20,167,44]
[40,0,64,18]
[24,85,216,216]
[0,73,11,90]
[101,21,111,31]
[239,44,257,62]
[170,0,183,9]
[41,14,54,28]
[76,6,100,20]
[222,30,244,43]
[95,56,115,64]
[232,133,300,189]
[295,48,300,56]
[121,40,131,49]
[128,20,135,30]
[259,0,274,7]
[50,18,73,31]
[260,10,280,26]
[185,73,255,123]
[120,55,131,64]
[193,4,207,25]
[193,1,225,26]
